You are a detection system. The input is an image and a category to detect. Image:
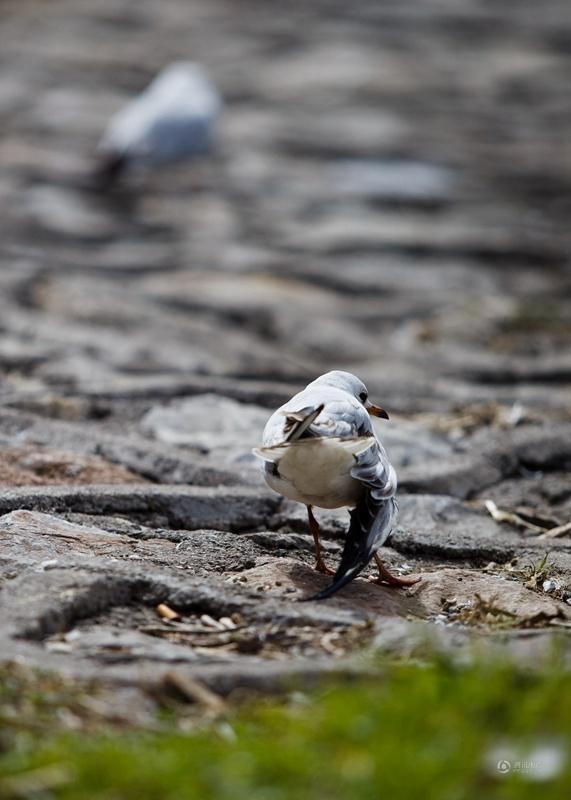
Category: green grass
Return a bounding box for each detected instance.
[0,657,570,799]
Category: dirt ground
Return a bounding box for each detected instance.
[0,0,570,707]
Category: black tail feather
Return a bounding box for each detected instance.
[92,152,128,189]
[304,492,395,601]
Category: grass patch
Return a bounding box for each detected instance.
[0,657,570,799]
[442,593,520,628]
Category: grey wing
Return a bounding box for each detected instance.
[308,396,372,439]
[347,440,398,558]
[144,113,215,164]
[352,438,397,503]
[261,387,367,447]
[277,387,373,439]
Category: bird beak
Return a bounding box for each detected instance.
[366,401,389,420]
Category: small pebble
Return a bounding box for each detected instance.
[543,579,556,593]
[200,614,225,629]
[45,641,72,653]
[156,603,180,621]
[36,558,59,572]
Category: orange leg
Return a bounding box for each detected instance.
[307,505,334,575]
[369,553,421,587]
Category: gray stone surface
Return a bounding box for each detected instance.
[0,0,570,709]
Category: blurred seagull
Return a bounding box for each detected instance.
[95,62,221,185]
[254,371,420,600]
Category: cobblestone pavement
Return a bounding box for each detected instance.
[0,0,570,705]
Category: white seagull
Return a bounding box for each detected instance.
[96,62,221,185]
[254,371,420,599]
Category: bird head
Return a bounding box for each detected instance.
[308,371,389,420]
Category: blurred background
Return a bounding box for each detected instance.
[1,4,571,790]
[0,0,570,425]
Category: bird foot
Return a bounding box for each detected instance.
[368,572,421,588]
[314,561,335,576]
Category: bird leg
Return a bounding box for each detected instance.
[307,505,334,575]
[369,553,421,587]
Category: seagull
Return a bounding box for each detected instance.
[95,62,221,185]
[254,371,420,600]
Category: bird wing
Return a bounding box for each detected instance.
[255,400,375,462]
[307,440,398,601]
[261,386,372,448]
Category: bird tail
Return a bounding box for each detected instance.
[92,151,128,189]
[305,492,397,601]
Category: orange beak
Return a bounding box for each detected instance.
[366,402,389,420]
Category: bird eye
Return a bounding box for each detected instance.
[359,391,368,403]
